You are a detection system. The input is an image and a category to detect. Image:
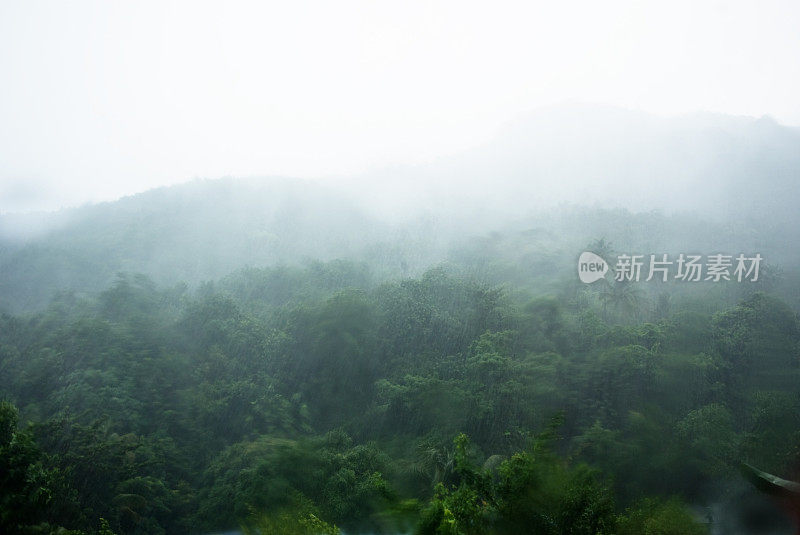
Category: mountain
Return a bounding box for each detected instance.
[0,178,410,312]
[348,104,800,226]
[2,104,799,313]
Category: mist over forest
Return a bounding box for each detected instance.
[1,104,800,535]
[3,105,800,312]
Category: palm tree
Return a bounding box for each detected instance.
[598,279,644,323]
[587,237,615,263]
[412,440,456,487]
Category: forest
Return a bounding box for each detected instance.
[2,108,800,535]
[3,1,800,532]
[2,225,799,533]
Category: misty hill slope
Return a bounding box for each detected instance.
[2,105,800,314]
[352,104,800,228]
[0,179,414,312]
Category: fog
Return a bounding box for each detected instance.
[2,2,800,535]
[2,0,800,213]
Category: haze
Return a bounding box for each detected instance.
[2,0,800,213]
[5,4,800,533]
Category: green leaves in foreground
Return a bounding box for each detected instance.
[242,500,339,535]
[416,433,707,535]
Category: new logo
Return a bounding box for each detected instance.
[578,251,609,283]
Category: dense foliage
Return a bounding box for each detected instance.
[1,257,798,533]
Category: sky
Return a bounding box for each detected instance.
[1,0,799,213]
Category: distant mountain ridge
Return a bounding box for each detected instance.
[2,105,799,313]
[347,104,800,226]
[0,178,402,312]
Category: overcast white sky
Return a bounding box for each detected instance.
[1,0,799,213]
